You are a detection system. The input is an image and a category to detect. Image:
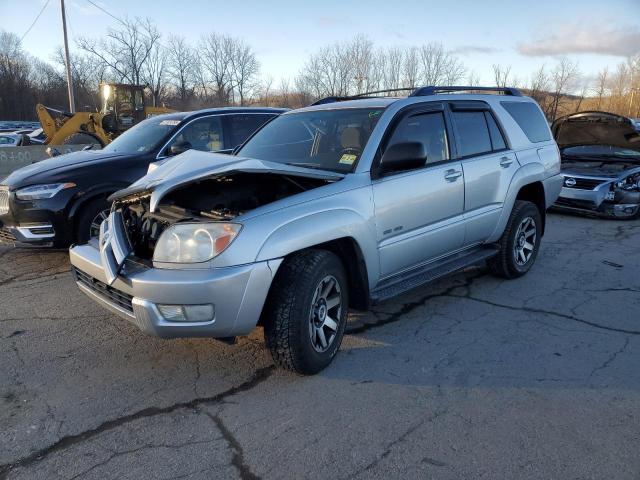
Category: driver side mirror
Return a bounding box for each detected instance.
[380,142,427,174]
[168,141,192,156]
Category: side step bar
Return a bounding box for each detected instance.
[370,246,499,304]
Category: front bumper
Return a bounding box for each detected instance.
[69,242,281,338]
[0,188,73,246]
[553,184,640,218]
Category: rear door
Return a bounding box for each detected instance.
[449,102,517,245]
[372,103,465,278]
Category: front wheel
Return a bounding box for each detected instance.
[75,198,110,245]
[488,200,542,279]
[263,250,348,374]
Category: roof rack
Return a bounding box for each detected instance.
[310,85,522,106]
[410,86,522,97]
[310,88,415,106]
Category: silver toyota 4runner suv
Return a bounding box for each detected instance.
[70,86,563,374]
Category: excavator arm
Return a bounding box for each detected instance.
[36,104,110,146]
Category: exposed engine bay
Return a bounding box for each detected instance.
[116,172,330,259]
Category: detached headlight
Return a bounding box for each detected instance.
[153,223,242,263]
[616,174,640,191]
[15,182,76,200]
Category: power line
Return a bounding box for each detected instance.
[20,0,52,42]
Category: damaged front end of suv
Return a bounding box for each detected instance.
[551,111,640,218]
[71,150,344,338]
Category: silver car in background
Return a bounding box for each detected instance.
[552,111,640,218]
[70,86,562,374]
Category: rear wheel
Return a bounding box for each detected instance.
[263,250,348,374]
[74,198,110,245]
[488,200,542,279]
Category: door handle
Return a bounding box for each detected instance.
[499,156,514,168]
[444,169,462,182]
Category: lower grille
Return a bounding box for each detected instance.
[0,226,16,244]
[563,177,607,190]
[73,267,134,314]
[555,198,598,210]
[0,186,8,215]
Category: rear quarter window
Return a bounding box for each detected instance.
[501,101,551,143]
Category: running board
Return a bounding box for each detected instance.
[370,246,499,304]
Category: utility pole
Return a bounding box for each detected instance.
[60,0,75,113]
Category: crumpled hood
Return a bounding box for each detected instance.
[552,111,640,152]
[3,149,132,188]
[111,149,344,212]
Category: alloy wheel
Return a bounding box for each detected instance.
[89,209,110,239]
[513,216,537,266]
[308,275,342,353]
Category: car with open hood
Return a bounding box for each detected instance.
[0,107,285,246]
[551,111,640,218]
[69,86,563,374]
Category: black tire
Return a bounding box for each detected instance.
[62,132,102,146]
[263,250,349,375]
[488,200,542,279]
[74,197,110,245]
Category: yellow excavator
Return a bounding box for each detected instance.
[37,83,174,146]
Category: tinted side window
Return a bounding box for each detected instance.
[170,116,224,152]
[227,114,274,149]
[485,112,506,150]
[386,111,449,165]
[501,101,551,143]
[452,111,492,157]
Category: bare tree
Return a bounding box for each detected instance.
[166,35,196,108]
[418,42,466,85]
[142,44,166,106]
[466,71,480,87]
[77,17,160,85]
[402,47,420,89]
[594,67,609,110]
[229,39,260,106]
[492,64,512,87]
[549,57,580,120]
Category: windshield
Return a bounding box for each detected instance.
[237,108,385,172]
[102,116,183,154]
[562,145,640,159]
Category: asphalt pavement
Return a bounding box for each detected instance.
[1,213,639,479]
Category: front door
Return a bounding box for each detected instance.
[372,105,465,278]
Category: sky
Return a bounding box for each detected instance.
[1,0,639,88]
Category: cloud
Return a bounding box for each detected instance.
[518,23,640,57]
[450,45,500,55]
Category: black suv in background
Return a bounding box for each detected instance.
[0,107,286,247]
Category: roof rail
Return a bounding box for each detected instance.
[310,85,523,106]
[310,88,416,106]
[410,86,522,97]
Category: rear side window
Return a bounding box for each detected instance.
[485,112,506,150]
[226,114,275,149]
[386,111,450,165]
[452,111,492,157]
[501,102,551,143]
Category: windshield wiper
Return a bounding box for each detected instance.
[285,162,325,170]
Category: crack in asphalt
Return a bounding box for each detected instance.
[204,411,261,480]
[345,272,483,335]
[589,336,631,378]
[0,365,275,479]
[445,293,640,336]
[346,407,451,478]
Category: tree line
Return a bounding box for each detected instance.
[1,19,639,121]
